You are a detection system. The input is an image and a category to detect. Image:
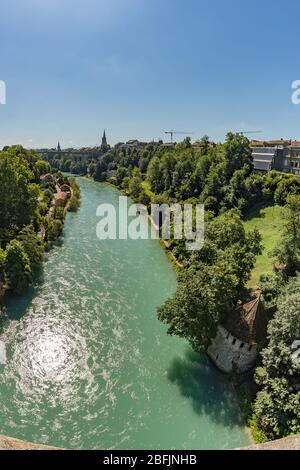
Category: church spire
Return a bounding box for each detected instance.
[57,141,61,152]
[101,129,107,147]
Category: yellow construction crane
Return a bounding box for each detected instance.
[164,130,193,144]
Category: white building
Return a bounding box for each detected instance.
[207,296,269,374]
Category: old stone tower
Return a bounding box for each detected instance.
[207,295,269,373]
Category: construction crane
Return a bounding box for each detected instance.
[236,130,263,136]
[164,130,193,144]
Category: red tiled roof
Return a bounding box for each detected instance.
[55,192,68,201]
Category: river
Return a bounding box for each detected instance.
[0,178,250,450]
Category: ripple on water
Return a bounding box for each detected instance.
[0,179,250,449]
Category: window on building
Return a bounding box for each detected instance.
[232,338,236,345]
[248,345,252,351]
[240,342,244,348]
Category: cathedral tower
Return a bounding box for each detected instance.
[101,130,107,147]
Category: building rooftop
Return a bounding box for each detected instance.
[55,192,68,202]
[250,139,291,147]
[60,184,71,192]
[222,296,269,345]
[40,173,55,180]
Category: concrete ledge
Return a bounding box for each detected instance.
[238,434,300,450]
[0,434,63,450]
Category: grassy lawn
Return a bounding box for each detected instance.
[243,204,285,287]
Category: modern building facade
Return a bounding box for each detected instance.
[251,146,283,171]
[251,140,289,172]
[251,139,300,175]
[285,142,300,175]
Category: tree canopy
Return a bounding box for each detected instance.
[158,210,262,351]
[0,148,39,234]
[254,275,300,440]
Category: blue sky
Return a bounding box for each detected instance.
[1,0,300,148]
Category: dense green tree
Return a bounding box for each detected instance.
[70,160,87,175]
[273,194,300,275]
[194,135,211,154]
[222,132,253,180]
[4,145,50,183]
[88,162,97,177]
[68,196,80,212]
[147,156,162,193]
[128,176,142,200]
[190,209,262,287]
[259,273,285,305]
[5,240,32,293]
[138,190,151,206]
[223,167,248,210]
[263,170,284,199]
[158,261,239,351]
[158,210,262,350]
[34,160,51,179]
[0,248,6,284]
[17,225,44,270]
[244,173,265,209]
[175,137,192,150]
[274,177,300,205]
[121,176,131,191]
[115,167,129,186]
[94,160,108,182]
[0,150,39,232]
[160,153,176,193]
[67,178,81,212]
[254,276,300,440]
[171,159,194,200]
[47,219,64,241]
[200,165,224,211]
[191,155,212,196]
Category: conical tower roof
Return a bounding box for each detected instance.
[222,295,268,345]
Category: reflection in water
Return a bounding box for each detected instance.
[168,350,244,428]
[0,179,250,450]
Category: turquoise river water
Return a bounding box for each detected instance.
[0,178,250,449]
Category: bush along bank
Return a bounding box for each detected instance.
[0,146,80,300]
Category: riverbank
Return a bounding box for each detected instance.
[232,372,264,444]
[0,174,80,304]
[0,178,250,449]
[58,175,253,443]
